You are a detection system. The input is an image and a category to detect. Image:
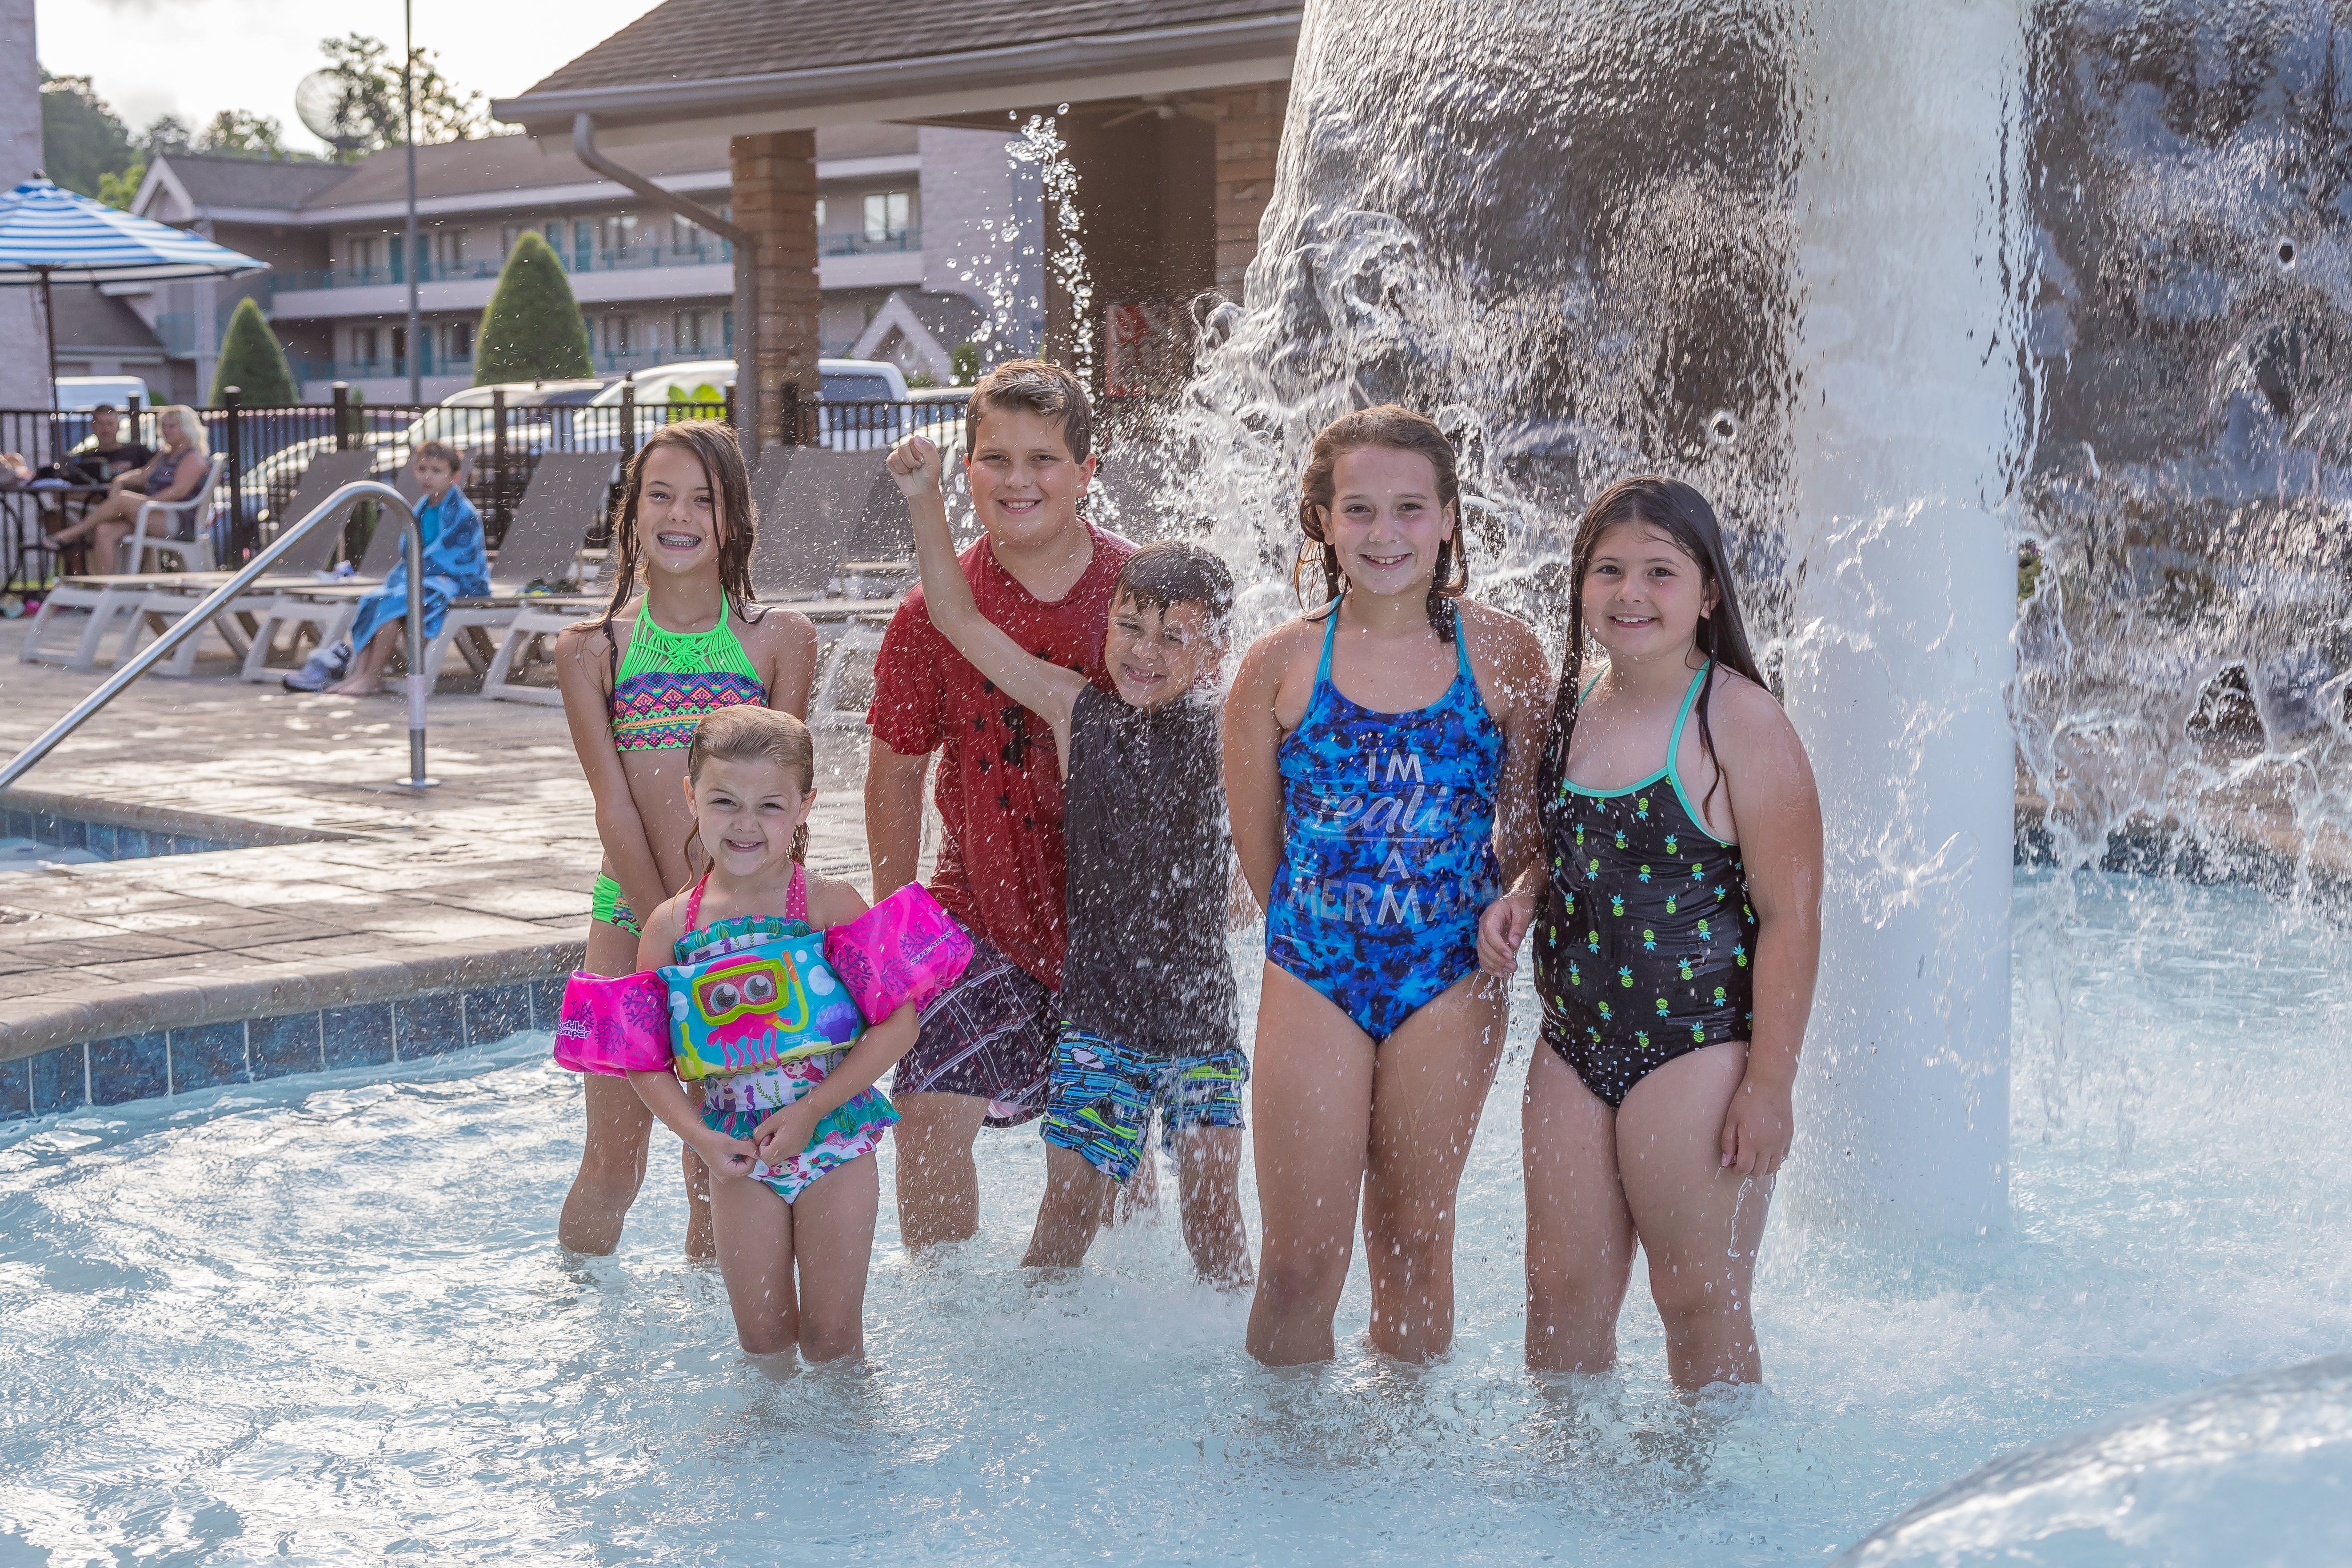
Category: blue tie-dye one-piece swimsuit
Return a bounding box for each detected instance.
[1264,602,1504,1041]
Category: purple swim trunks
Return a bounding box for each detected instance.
[890,922,1057,1128]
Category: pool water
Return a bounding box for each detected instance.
[0,836,101,872]
[2,870,2346,1564]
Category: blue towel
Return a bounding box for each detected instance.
[346,487,491,650]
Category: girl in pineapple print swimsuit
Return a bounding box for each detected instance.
[1533,666,1758,1106]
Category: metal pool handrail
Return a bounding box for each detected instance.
[0,480,438,791]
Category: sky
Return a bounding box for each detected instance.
[35,0,669,155]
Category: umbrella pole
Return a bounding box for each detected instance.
[40,267,58,467]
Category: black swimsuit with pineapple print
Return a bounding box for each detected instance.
[1533,665,1758,1109]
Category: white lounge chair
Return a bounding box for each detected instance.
[116,451,378,679]
[19,453,238,670]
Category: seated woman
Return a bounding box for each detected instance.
[46,405,212,571]
[324,440,489,698]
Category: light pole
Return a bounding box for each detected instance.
[403,0,421,404]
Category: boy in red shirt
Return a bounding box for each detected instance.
[865,360,1134,1247]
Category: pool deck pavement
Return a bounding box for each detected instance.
[0,619,879,1068]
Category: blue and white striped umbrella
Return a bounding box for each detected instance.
[0,176,263,285]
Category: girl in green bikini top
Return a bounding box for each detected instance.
[549,420,819,1261]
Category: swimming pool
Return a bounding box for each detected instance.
[2,869,2345,1564]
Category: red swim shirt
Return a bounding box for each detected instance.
[867,522,1135,989]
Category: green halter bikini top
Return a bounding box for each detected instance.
[604,599,767,751]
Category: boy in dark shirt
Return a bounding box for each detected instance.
[885,432,1248,1286]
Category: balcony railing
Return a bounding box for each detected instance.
[820,227,919,256]
[280,240,737,292]
[590,341,732,374]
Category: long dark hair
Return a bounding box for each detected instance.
[1294,404,1470,641]
[1539,477,1767,829]
[590,420,759,630]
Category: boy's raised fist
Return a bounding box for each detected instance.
[885,434,942,494]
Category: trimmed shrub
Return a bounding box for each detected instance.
[473,232,592,384]
[210,296,298,406]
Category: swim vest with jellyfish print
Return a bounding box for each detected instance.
[659,930,865,1079]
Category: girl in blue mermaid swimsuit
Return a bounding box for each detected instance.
[1226,405,1554,1368]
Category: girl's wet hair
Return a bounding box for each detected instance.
[591,421,757,630]
[1295,404,1469,641]
[1540,477,1768,828]
[685,706,816,864]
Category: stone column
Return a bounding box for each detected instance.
[1208,83,1290,304]
[729,131,820,450]
[0,0,49,414]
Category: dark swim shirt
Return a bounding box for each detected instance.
[1057,683,1240,1058]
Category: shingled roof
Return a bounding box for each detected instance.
[154,154,350,213]
[494,0,1299,135]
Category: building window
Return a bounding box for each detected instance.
[673,311,705,351]
[574,221,596,271]
[391,326,407,365]
[545,220,564,255]
[501,223,521,255]
[603,315,633,354]
[722,310,733,352]
[354,326,378,363]
[862,191,910,239]
[815,197,827,229]
[598,214,639,255]
[433,229,465,272]
[449,319,474,359]
[350,237,378,277]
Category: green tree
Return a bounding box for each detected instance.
[139,115,192,157]
[315,33,487,157]
[197,110,292,157]
[473,232,592,384]
[210,297,300,407]
[38,72,135,198]
[96,164,145,209]
[92,115,195,208]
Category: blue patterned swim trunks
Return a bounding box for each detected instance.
[1040,1027,1247,1183]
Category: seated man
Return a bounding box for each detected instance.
[315,440,488,698]
[65,406,154,486]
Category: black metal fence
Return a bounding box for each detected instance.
[2,386,970,582]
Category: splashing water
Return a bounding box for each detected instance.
[1,888,2347,1563]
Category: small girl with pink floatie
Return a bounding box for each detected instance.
[556,704,968,1360]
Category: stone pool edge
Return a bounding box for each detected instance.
[0,940,580,1121]
[1,786,358,853]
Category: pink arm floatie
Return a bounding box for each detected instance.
[552,969,674,1077]
[823,884,973,1024]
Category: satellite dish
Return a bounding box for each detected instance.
[295,70,373,153]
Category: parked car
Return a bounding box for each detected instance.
[818,358,912,451]
[587,360,735,410]
[54,375,152,411]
